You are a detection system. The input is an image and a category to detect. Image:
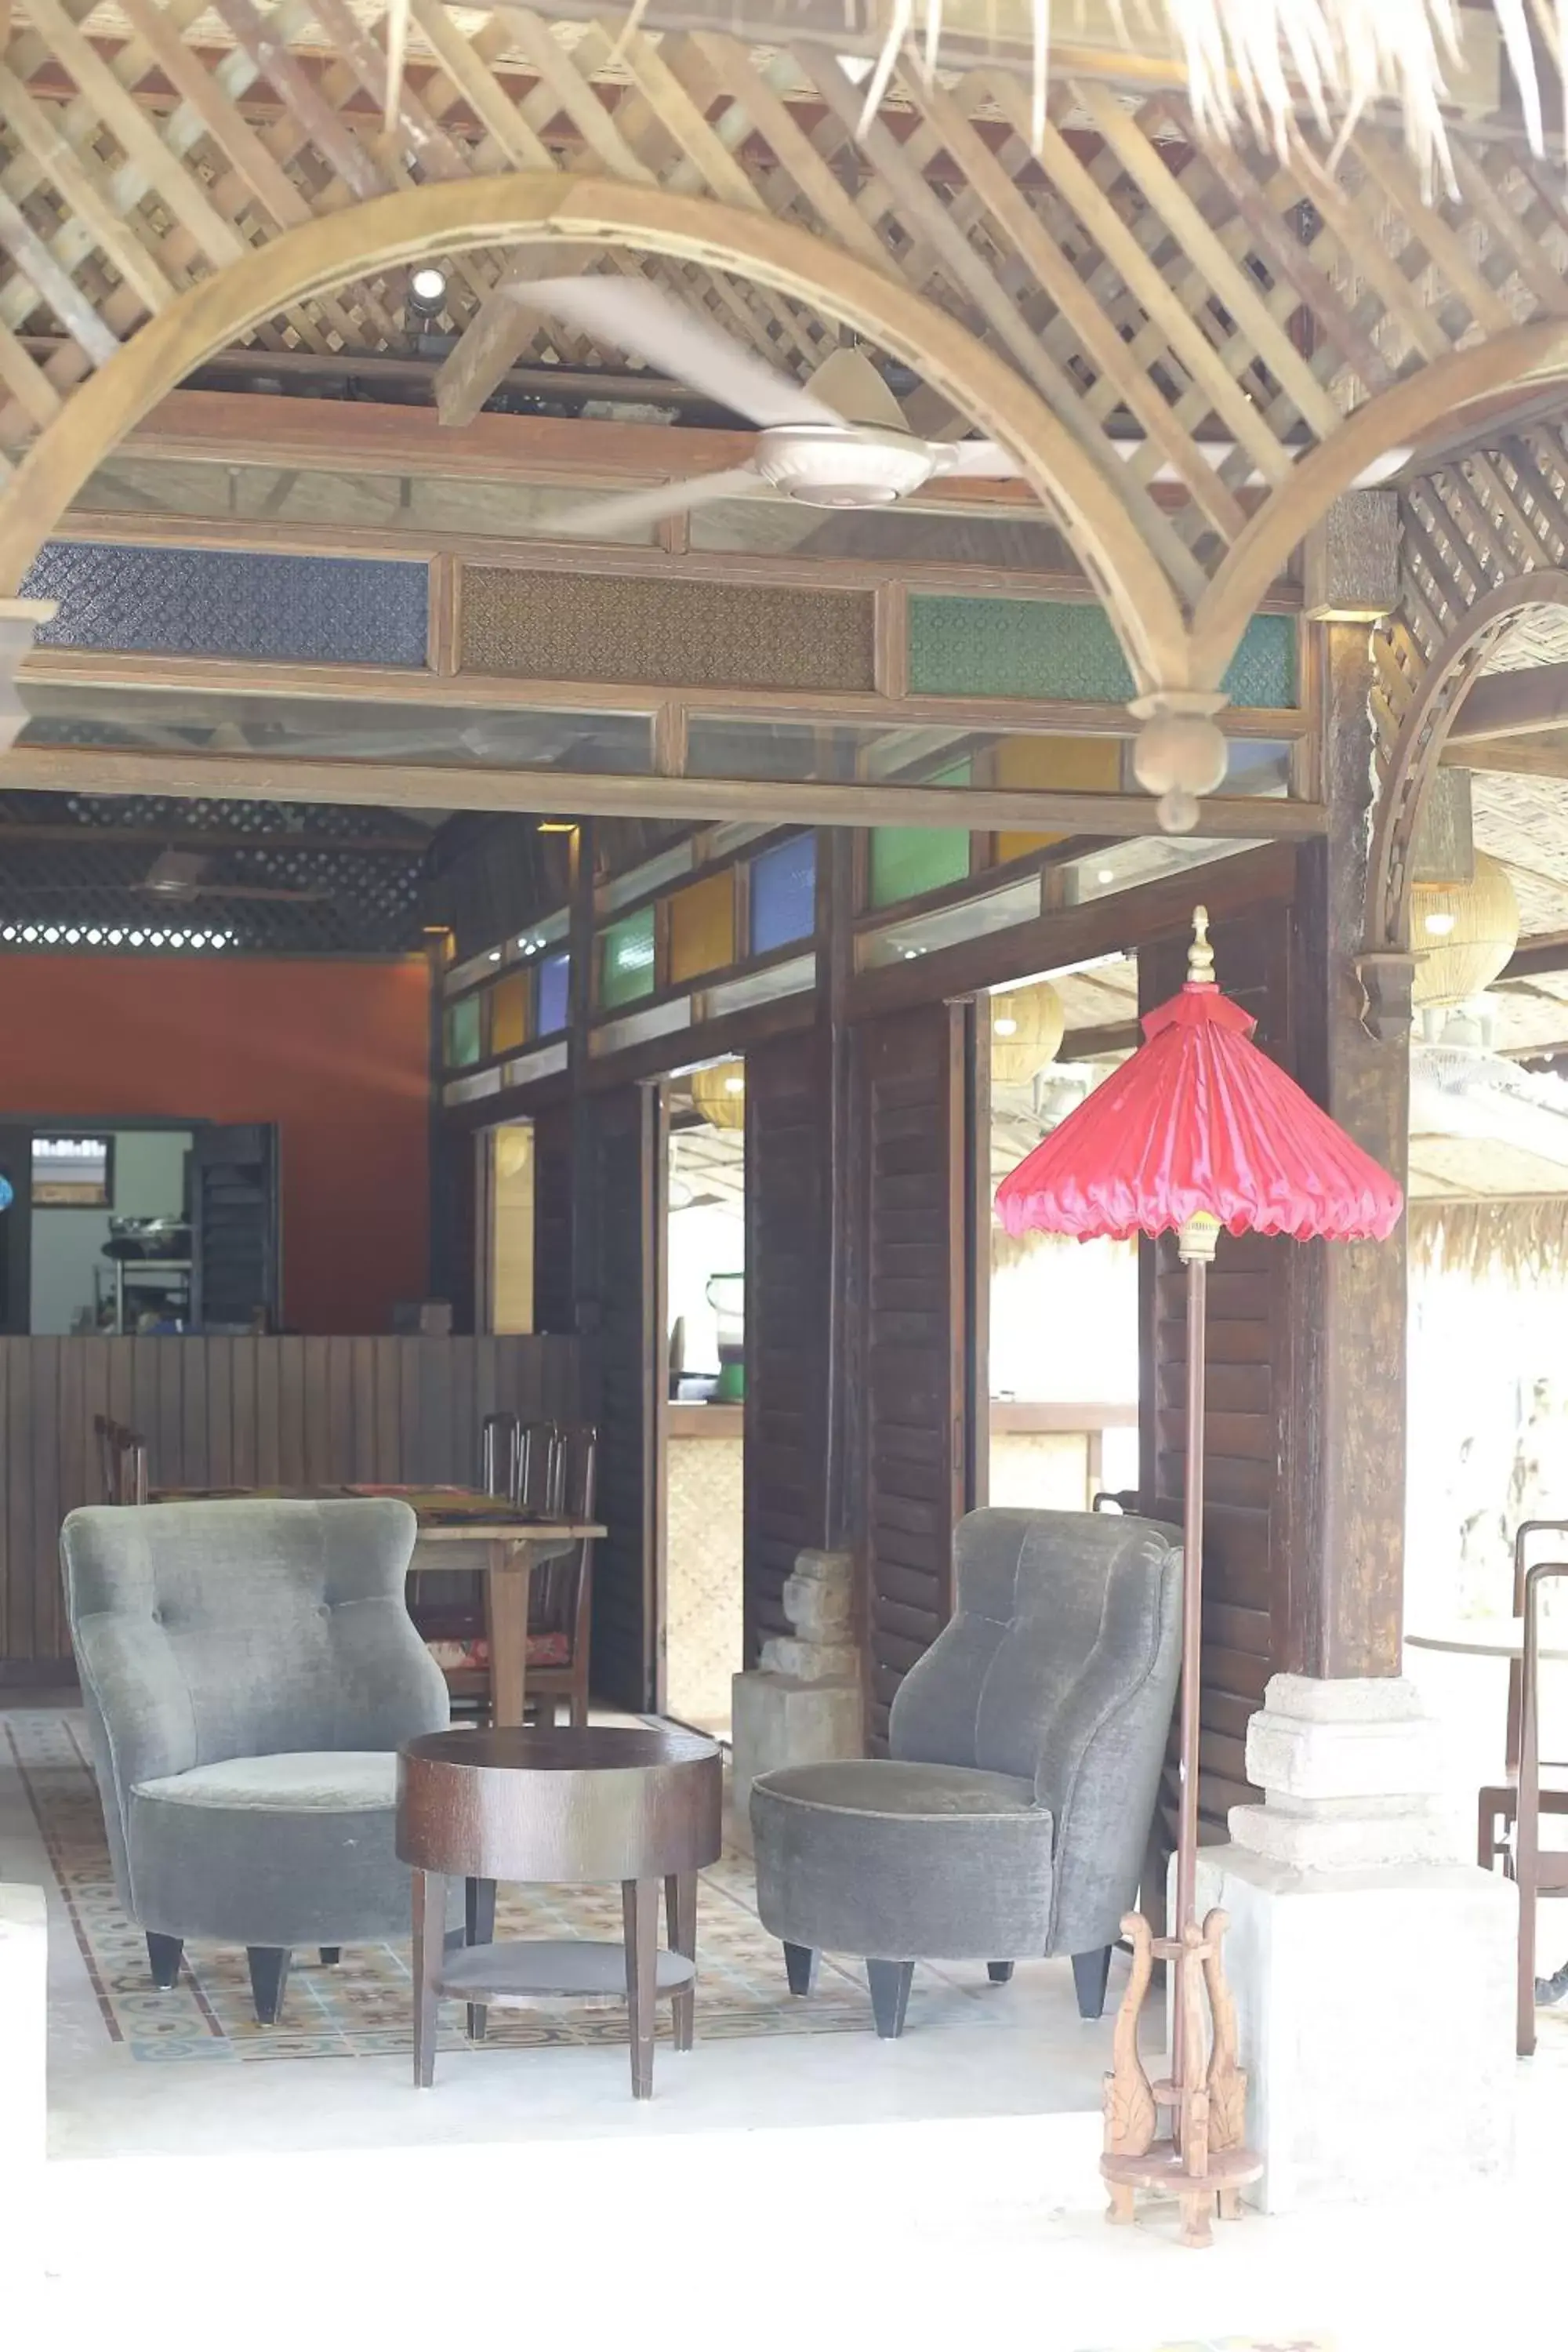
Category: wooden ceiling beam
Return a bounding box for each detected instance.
[1461,733,1568,778]
[434,245,605,429]
[1450,663,1568,744]
[0,815,427,853]
[0,742,1329,837]
[17,646,1308,737]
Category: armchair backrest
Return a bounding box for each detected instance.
[889,1508,1182,1949]
[62,1498,448,1907]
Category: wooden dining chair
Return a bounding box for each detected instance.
[1476,1522,1568,1882]
[1515,1552,1568,2055]
[524,1422,597,1730]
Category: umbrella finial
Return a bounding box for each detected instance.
[1188,905,1214,986]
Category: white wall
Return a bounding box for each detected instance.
[29,1128,191,1335]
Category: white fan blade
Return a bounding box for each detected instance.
[506,276,844,430]
[545,466,767,539]
[932,438,1025,479]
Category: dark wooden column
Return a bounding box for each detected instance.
[1286,622,1414,1681]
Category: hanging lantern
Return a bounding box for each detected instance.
[691,1059,746,1130]
[1410,851,1520,1007]
[990,982,1065,1086]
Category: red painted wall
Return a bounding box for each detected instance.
[0,955,431,1334]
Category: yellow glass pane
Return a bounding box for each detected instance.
[669,869,735,983]
[489,972,528,1055]
[995,736,1121,857]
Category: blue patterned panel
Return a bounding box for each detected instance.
[536,952,571,1036]
[750,833,817,954]
[22,542,428,667]
[909,597,1298,710]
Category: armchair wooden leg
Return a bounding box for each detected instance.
[987,1961,1014,1984]
[146,1932,183,1990]
[783,1940,818,1996]
[1073,1946,1113,2020]
[318,1947,341,1967]
[246,1946,292,2025]
[866,1958,914,2039]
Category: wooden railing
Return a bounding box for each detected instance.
[0,1334,583,1672]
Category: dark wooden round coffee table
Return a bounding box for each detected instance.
[397,1726,723,2099]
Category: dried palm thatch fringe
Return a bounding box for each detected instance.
[1410,1196,1568,1280]
[992,1222,1135,1270]
[857,0,1568,195]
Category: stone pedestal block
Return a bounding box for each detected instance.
[731,1671,862,1824]
[1190,1673,1517,2212]
[0,1883,46,2273]
[731,1547,861,1824]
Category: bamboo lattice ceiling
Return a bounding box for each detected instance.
[0,2,1566,662]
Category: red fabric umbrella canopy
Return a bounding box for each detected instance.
[996,948,1403,1246]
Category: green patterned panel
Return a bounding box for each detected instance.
[600,906,657,1007]
[909,599,1297,710]
[445,994,482,1069]
[869,828,971,909]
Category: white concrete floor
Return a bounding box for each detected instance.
[7,1698,1568,2350]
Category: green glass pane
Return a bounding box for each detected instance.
[1219,614,1297,709]
[445,994,481,1069]
[869,828,971,908]
[600,906,657,1007]
[908,598,1296,710]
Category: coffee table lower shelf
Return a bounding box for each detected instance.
[435,1938,696,2005]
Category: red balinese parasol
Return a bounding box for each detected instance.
[996,906,1402,2245]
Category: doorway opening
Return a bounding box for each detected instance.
[479,1119,535,1334]
[662,1063,746,1738]
[985,958,1140,1511]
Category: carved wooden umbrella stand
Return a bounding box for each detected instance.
[996,909,1403,2247]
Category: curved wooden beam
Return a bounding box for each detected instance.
[1364,568,1568,952]
[1190,323,1568,691]
[0,173,1189,692]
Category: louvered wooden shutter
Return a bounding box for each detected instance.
[858,1002,971,1751]
[1140,907,1295,1859]
[577,1083,662,1712]
[743,1026,833,1664]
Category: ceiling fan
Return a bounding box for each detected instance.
[137,848,328,905]
[506,277,1026,535]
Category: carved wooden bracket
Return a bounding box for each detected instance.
[1355,951,1417,1044]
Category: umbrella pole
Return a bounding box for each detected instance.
[1173,1218,1214,2097]
[1100,1213,1261,2245]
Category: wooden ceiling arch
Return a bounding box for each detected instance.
[0,172,1191,691]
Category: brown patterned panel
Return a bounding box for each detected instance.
[460,570,877,692]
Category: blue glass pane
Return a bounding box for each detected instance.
[750,833,817,954]
[537,951,570,1036]
[21,542,428,667]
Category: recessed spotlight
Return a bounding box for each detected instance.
[1096,866,1116,886]
[1424,910,1457,938]
[408,264,448,314]
[488,949,501,963]
[995,1015,1018,1036]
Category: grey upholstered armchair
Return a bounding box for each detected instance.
[750,1508,1182,2037]
[61,1497,450,2024]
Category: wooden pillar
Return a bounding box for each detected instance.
[1286,622,1414,1680]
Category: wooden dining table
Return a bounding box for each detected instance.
[145,1480,604,1728]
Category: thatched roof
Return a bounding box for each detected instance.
[1409,1197,1568,1279]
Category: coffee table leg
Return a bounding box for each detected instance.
[413,1867,445,2089]
[666,1872,696,2053]
[622,1876,658,2100]
[465,1876,495,2042]
[484,1541,530,1729]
